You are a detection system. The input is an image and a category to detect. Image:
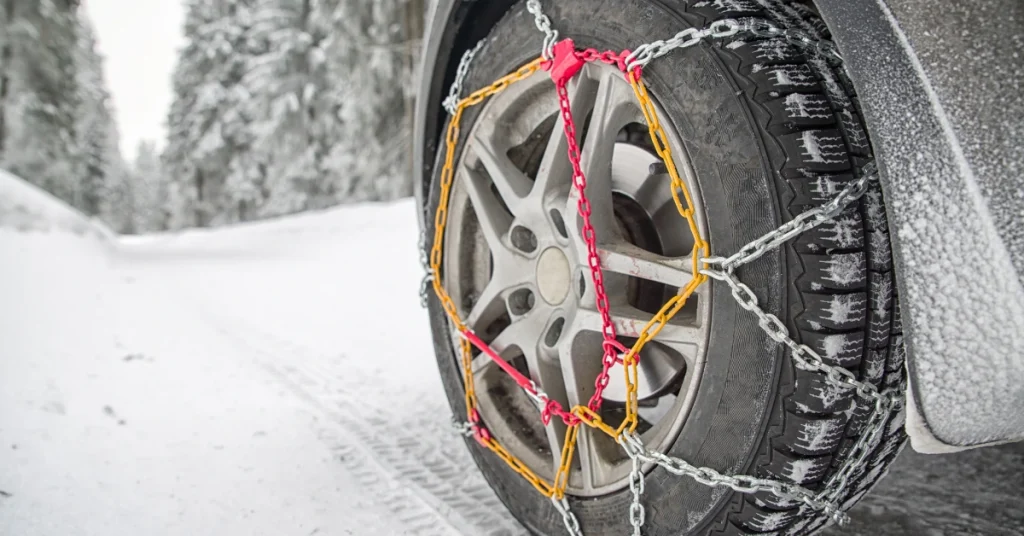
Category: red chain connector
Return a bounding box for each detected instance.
[544,39,586,83]
[473,424,492,447]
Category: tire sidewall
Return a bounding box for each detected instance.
[425,2,787,534]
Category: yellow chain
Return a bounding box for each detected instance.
[430,57,560,498]
[552,424,579,498]
[612,74,709,434]
[430,59,710,503]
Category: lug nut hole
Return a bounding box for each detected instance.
[508,288,536,316]
[550,210,568,239]
[544,317,565,347]
[511,226,538,253]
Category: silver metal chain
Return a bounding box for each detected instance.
[819,392,895,504]
[609,163,888,533]
[738,17,844,64]
[451,417,474,438]
[699,167,883,402]
[439,8,899,536]
[525,0,559,59]
[443,40,484,116]
[551,496,583,536]
[625,19,741,71]
[620,432,845,523]
[703,163,875,272]
[625,17,844,72]
[618,435,647,536]
[419,228,433,308]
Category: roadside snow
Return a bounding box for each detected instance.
[0,198,525,536]
[0,170,114,241]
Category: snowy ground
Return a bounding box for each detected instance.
[1,175,1022,536]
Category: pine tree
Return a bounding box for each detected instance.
[161,0,425,228]
[164,0,257,228]
[0,0,82,204]
[73,11,116,218]
[129,140,166,232]
[243,0,336,217]
[322,0,416,202]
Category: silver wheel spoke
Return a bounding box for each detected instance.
[533,73,597,204]
[598,241,695,289]
[462,167,513,253]
[577,66,636,237]
[555,335,617,491]
[472,130,533,217]
[491,309,572,468]
[570,304,698,405]
[574,304,701,348]
[466,253,534,329]
[466,278,507,331]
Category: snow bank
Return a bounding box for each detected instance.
[0,169,114,241]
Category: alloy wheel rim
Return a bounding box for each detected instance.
[444,62,711,496]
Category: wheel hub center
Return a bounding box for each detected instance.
[535,247,571,304]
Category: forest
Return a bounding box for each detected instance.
[0,0,423,232]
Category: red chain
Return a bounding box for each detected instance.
[464,327,580,426]
[544,40,636,415]
[461,40,641,434]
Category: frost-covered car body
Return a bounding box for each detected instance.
[412,0,1024,453]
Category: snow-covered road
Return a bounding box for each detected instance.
[1,191,1021,535]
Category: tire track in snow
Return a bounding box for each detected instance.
[205,311,526,536]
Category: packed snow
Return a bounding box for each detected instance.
[0,175,523,536]
[1,172,1022,536]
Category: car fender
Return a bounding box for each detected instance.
[413,0,1024,453]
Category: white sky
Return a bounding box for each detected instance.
[82,0,185,160]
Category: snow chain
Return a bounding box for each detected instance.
[424,2,900,534]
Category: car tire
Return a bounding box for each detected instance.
[423,1,908,534]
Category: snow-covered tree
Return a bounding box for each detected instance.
[164,0,258,228]
[162,0,424,228]
[73,11,126,221]
[0,0,82,204]
[130,140,167,232]
[0,1,132,232]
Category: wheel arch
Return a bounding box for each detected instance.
[413,0,518,231]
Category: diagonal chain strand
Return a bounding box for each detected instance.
[551,496,583,536]
[432,8,899,536]
[443,40,484,115]
[526,0,560,59]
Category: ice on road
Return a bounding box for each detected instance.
[0,184,1021,535]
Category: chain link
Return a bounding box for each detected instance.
[443,40,484,115]
[551,496,583,536]
[703,163,875,271]
[820,390,899,503]
[622,431,849,524]
[554,79,624,416]
[451,418,474,438]
[418,227,433,308]
[526,0,559,59]
[618,435,646,536]
[736,17,845,64]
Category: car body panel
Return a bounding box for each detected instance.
[413,0,1024,452]
[817,0,1024,452]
